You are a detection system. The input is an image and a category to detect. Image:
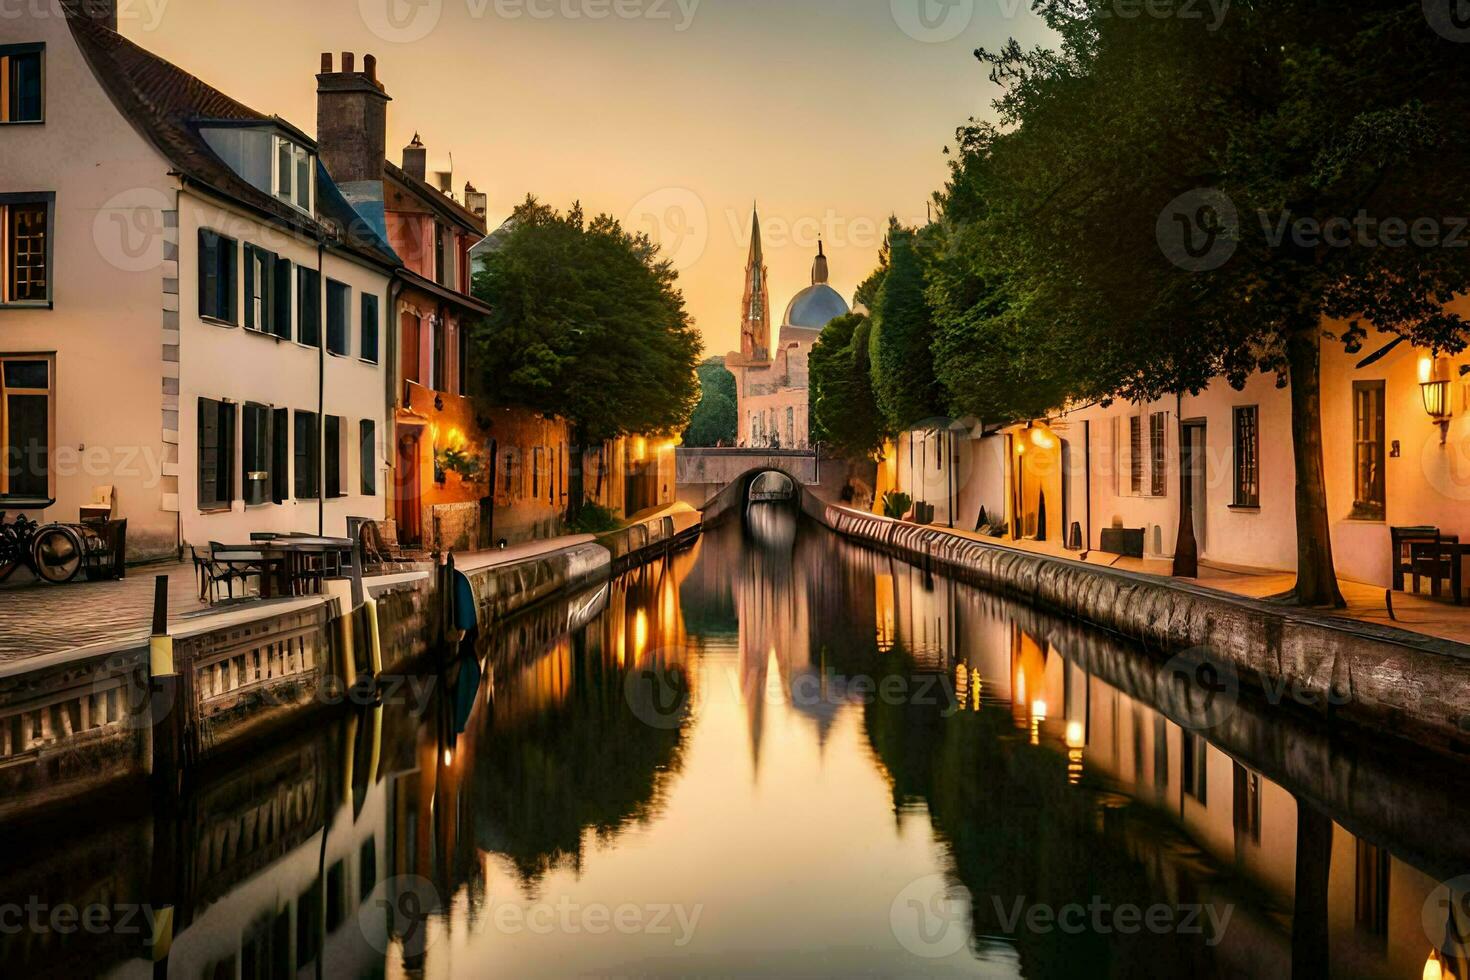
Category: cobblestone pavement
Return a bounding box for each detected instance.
[0,562,210,665]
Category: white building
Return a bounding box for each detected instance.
[1,5,398,561]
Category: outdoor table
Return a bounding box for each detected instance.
[256,537,356,597]
[1408,536,1466,604]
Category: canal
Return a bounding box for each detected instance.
[5,505,1470,978]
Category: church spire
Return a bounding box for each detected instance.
[748,204,763,266]
[739,202,770,360]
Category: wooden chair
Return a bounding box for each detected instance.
[1391,526,1442,592]
[1411,537,1464,603]
[208,542,266,601]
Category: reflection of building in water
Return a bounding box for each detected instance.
[864,551,1455,980]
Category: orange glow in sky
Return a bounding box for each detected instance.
[125,0,1051,355]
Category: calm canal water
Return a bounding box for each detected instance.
[7,506,1470,978]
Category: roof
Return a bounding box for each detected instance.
[66,14,398,271]
[396,267,493,317]
[783,283,850,329]
[384,160,488,236]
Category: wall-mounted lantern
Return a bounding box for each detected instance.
[1420,354,1453,443]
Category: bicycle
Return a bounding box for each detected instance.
[0,512,86,585]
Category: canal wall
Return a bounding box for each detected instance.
[0,504,702,824]
[805,496,1470,757]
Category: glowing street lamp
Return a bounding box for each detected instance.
[1420,354,1454,444]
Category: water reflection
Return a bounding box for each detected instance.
[3,511,1469,978]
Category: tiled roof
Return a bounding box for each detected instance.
[67,14,398,269]
[384,160,488,236]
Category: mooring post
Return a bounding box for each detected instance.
[147,574,184,795]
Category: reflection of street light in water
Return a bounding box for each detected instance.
[1066,721,1085,784]
[1423,950,1443,980]
[1030,700,1047,745]
[635,609,649,661]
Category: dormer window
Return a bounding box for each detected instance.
[0,44,44,124]
[274,136,313,213]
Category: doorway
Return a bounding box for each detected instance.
[1183,420,1207,555]
[395,430,422,546]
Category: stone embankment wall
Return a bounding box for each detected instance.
[807,496,1470,757]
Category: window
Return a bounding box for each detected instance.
[1129,416,1143,494]
[1,45,43,124]
[271,407,289,504]
[1,356,52,501]
[1354,840,1391,938]
[1182,730,1207,804]
[198,229,237,324]
[361,294,380,364]
[244,245,291,338]
[324,416,349,498]
[434,223,449,286]
[1233,406,1260,507]
[298,267,321,347]
[401,312,421,385]
[241,403,273,506]
[1353,381,1386,520]
[360,420,377,496]
[1,194,53,305]
[274,136,313,213]
[457,319,469,394]
[294,410,319,499]
[326,279,350,356]
[1150,412,1167,496]
[430,317,445,392]
[1232,763,1262,844]
[198,397,236,511]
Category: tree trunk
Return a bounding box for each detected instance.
[1291,798,1333,980]
[1173,393,1200,578]
[568,423,587,521]
[1286,327,1346,608]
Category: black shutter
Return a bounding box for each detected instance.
[298,268,320,347]
[199,230,217,319]
[220,401,236,505]
[274,257,292,339]
[198,397,218,508]
[272,407,290,503]
[294,411,319,499]
[361,295,379,363]
[325,415,341,498]
[243,246,255,329]
[360,420,376,496]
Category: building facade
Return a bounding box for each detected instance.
[2,6,396,560]
[878,314,1470,590]
[313,53,492,550]
[726,210,848,451]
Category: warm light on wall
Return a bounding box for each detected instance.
[1421,354,1454,443]
[1066,721,1085,749]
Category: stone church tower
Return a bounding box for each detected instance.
[739,207,771,360]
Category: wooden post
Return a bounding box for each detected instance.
[148,575,184,795]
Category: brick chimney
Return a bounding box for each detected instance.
[403,134,427,182]
[464,182,488,219]
[316,52,391,185]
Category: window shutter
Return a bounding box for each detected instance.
[272,407,290,503]
[325,415,341,498]
[198,398,218,509]
[220,402,236,506]
[222,238,237,323]
[274,257,292,339]
[199,230,216,319]
[243,247,255,328]
[360,420,376,496]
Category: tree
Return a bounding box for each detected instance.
[684,358,738,447]
[809,312,888,460]
[472,197,703,514]
[868,220,945,433]
[957,1,1470,606]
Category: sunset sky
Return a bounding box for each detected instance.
[123,0,1052,356]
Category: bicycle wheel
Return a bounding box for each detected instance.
[31,525,84,584]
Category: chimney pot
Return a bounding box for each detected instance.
[321,52,333,73]
[364,54,377,82]
[342,52,355,73]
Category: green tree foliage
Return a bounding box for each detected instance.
[868,221,945,433]
[472,197,703,512]
[684,358,738,447]
[937,1,1470,606]
[809,312,888,460]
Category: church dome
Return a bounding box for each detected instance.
[784,283,850,328]
[782,240,850,328]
